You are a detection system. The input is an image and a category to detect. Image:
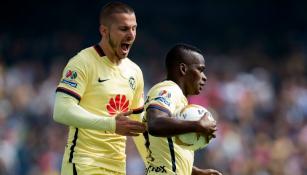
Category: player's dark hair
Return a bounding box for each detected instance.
[165,43,204,73]
[99,1,135,26]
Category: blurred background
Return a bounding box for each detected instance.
[1,0,307,174]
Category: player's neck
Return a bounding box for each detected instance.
[166,77,188,97]
[99,42,122,65]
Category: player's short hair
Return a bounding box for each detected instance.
[165,43,204,72]
[99,1,135,26]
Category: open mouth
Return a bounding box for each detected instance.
[121,43,130,53]
[199,83,205,90]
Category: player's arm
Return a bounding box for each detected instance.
[53,92,145,136]
[192,166,222,175]
[146,107,216,137]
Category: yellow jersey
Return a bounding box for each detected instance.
[142,80,194,175]
[56,45,144,173]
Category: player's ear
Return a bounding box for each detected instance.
[99,25,108,38]
[179,63,187,75]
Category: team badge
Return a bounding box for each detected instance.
[129,76,136,90]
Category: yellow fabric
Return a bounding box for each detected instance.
[141,81,194,175]
[53,93,116,131]
[61,154,124,175]
[57,46,144,173]
[131,112,148,164]
[74,164,125,175]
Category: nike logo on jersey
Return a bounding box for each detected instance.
[98,78,109,83]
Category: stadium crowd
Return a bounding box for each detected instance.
[0,33,306,175]
[1,1,307,174]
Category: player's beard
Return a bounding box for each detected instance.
[108,33,122,59]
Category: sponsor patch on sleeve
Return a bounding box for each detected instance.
[150,90,172,106]
[61,79,78,87]
[158,90,171,98]
[61,70,78,88]
[153,96,170,106]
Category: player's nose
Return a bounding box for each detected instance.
[202,73,207,82]
[126,29,136,41]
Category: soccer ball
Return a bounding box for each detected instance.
[175,104,215,151]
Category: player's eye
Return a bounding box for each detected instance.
[119,26,130,31]
[198,67,205,72]
[120,28,128,31]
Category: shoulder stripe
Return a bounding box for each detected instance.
[56,87,81,101]
[69,128,79,163]
[167,137,176,173]
[94,44,106,57]
[147,104,171,116]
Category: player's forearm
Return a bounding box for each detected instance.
[192,167,223,175]
[149,117,198,137]
[192,166,200,175]
[53,92,115,131]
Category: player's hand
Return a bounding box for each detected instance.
[115,110,146,136]
[192,167,223,175]
[197,112,217,138]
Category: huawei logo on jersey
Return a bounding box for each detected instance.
[106,94,129,116]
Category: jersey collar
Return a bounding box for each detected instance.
[94,44,106,57]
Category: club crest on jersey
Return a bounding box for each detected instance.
[129,76,136,90]
[106,94,129,116]
[61,70,78,87]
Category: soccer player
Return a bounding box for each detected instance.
[141,43,222,175]
[53,2,146,175]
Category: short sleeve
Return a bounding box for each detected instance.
[56,56,88,101]
[145,85,177,117]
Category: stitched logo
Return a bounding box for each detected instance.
[61,70,78,87]
[98,78,109,83]
[129,77,136,90]
[106,94,129,116]
[65,70,77,80]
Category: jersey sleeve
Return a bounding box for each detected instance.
[145,85,177,117]
[56,56,88,101]
[53,93,116,131]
